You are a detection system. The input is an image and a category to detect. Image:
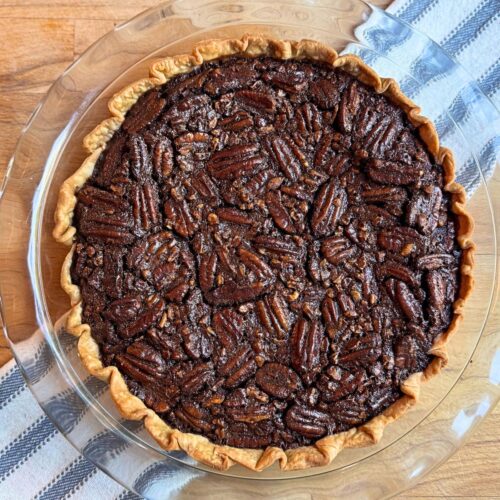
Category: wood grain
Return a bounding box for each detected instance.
[0,1,498,496]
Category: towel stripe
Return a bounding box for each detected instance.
[0,417,58,482]
[35,456,98,500]
[35,421,143,500]
[441,0,498,56]
[0,332,77,407]
[392,0,498,100]
[478,60,500,99]
[24,344,55,384]
[115,491,141,500]
[0,377,107,483]
[0,365,15,386]
[44,378,107,434]
[435,93,475,140]
[394,0,440,24]
[0,369,25,409]
[455,136,500,192]
[25,332,79,385]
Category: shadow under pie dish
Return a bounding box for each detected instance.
[53,35,475,472]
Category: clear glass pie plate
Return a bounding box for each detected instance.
[1,1,499,498]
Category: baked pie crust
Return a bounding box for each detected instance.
[53,35,474,471]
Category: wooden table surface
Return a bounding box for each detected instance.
[0,1,498,498]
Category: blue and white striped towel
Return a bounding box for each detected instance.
[1,1,499,498]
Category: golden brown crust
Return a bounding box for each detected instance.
[53,34,475,471]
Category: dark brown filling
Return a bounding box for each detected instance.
[71,56,461,450]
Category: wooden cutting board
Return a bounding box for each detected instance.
[0,1,498,497]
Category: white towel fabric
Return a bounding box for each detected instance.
[0,330,135,500]
[351,0,500,194]
[1,1,498,498]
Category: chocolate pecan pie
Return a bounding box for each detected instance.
[53,35,474,471]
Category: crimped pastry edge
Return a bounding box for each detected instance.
[54,34,475,472]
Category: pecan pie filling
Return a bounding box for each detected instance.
[71,56,461,450]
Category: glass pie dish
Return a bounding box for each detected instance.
[1,1,499,498]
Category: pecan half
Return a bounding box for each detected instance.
[207,281,268,306]
[266,190,297,234]
[336,81,361,133]
[131,181,161,234]
[256,294,291,338]
[128,231,194,295]
[175,402,213,432]
[360,115,399,156]
[295,103,322,141]
[181,363,214,395]
[218,345,257,388]
[116,341,166,384]
[314,134,334,170]
[96,136,127,187]
[285,404,332,438]
[263,68,308,93]
[265,135,303,181]
[213,308,243,351]
[394,336,419,372]
[321,236,356,265]
[406,186,442,234]
[367,159,424,186]
[426,270,448,309]
[378,226,425,254]
[321,296,341,326]
[101,247,125,298]
[227,404,273,423]
[164,198,198,238]
[310,78,339,110]
[395,281,423,323]
[337,293,357,318]
[207,144,266,180]
[119,298,165,339]
[152,137,174,179]
[199,251,218,292]
[361,186,407,203]
[224,426,273,449]
[234,89,276,113]
[123,90,166,133]
[291,318,324,384]
[204,65,258,95]
[324,154,350,177]
[380,261,419,287]
[191,171,219,200]
[239,246,274,281]
[199,246,275,305]
[104,297,141,323]
[330,397,367,426]
[255,363,300,399]
[129,135,152,181]
[253,235,303,261]
[216,208,254,225]
[416,254,455,270]
[77,186,134,244]
[239,170,271,202]
[181,324,212,360]
[219,111,254,131]
[311,181,348,237]
[337,333,382,367]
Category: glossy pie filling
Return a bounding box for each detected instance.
[71,56,461,449]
